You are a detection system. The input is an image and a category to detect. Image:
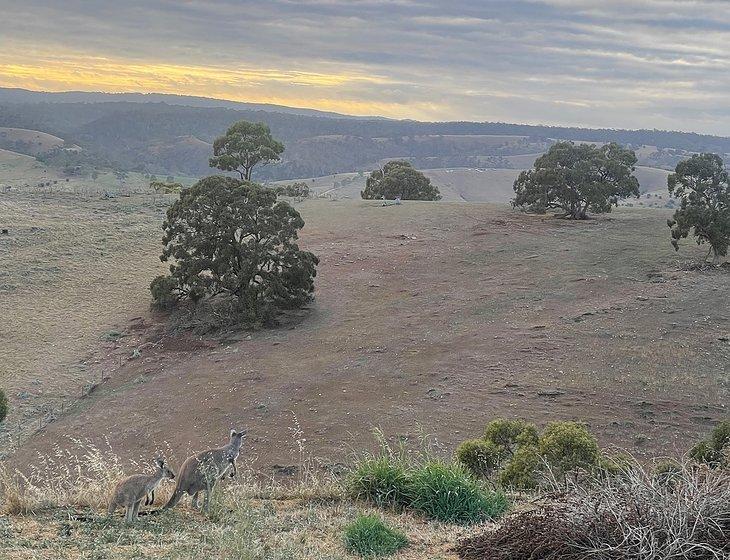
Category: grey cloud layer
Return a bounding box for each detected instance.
[1,0,728,133]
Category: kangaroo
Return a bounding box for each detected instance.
[107,458,175,522]
[164,429,246,512]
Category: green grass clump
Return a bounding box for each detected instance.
[408,461,508,524]
[347,456,412,508]
[343,514,408,557]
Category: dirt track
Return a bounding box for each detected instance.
[8,201,728,475]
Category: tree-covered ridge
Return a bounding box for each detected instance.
[1,100,729,180]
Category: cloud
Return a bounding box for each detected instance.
[0,0,728,134]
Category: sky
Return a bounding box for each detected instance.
[0,0,729,135]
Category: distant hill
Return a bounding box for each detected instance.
[1,88,729,180]
[0,87,378,120]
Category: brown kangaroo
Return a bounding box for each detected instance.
[164,429,246,512]
[107,458,175,522]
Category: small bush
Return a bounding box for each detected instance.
[499,445,540,490]
[538,421,600,480]
[456,439,501,478]
[484,419,538,454]
[347,457,412,508]
[690,420,730,468]
[596,452,634,478]
[343,514,408,557]
[150,275,179,310]
[654,459,682,486]
[0,388,7,423]
[409,461,508,524]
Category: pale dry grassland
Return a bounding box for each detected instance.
[0,440,469,560]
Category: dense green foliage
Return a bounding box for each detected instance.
[538,421,600,479]
[690,420,730,468]
[408,461,508,524]
[456,418,604,489]
[273,181,310,198]
[498,445,540,490]
[667,154,730,263]
[512,142,640,219]
[347,456,413,508]
[455,439,502,478]
[361,160,441,201]
[209,121,284,181]
[343,514,408,557]
[348,451,508,525]
[152,175,318,323]
[0,388,7,423]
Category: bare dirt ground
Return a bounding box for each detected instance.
[5,198,727,476]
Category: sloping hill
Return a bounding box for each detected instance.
[5,200,726,474]
[0,127,67,155]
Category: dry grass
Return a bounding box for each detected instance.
[456,460,730,560]
[0,440,471,559]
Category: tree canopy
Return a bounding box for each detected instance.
[361,160,441,201]
[151,175,318,323]
[512,142,640,219]
[667,153,730,264]
[209,121,284,181]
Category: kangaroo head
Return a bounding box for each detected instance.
[155,457,176,480]
[229,429,247,451]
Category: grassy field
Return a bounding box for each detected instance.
[2,188,726,478]
[276,165,673,206]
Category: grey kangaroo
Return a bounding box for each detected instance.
[108,458,175,522]
[164,429,246,512]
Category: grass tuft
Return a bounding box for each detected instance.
[344,514,409,557]
[409,461,508,525]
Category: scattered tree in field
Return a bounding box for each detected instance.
[667,153,730,264]
[361,160,441,201]
[274,181,310,198]
[512,142,640,219]
[209,121,284,181]
[151,175,318,323]
[0,388,7,423]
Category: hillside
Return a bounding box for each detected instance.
[4,193,727,475]
[0,127,67,156]
[1,90,729,180]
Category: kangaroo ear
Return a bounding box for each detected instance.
[238,429,248,437]
[230,429,236,438]
[156,457,165,467]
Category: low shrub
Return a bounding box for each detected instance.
[408,461,508,524]
[0,388,7,423]
[347,456,412,508]
[483,419,538,454]
[498,445,540,490]
[455,439,502,478]
[150,275,179,310]
[654,459,682,486]
[690,420,729,468]
[596,452,634,478]
[343,514,408,557]
[538,421,600,481]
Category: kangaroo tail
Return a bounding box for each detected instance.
[163,487,183,510]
